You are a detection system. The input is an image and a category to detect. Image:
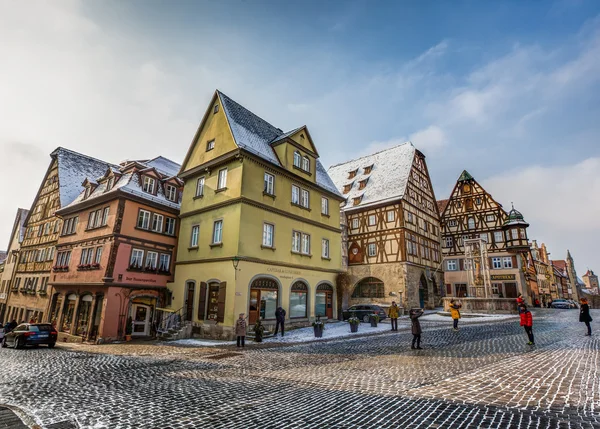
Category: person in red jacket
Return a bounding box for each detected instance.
[516,294,525,306]
[519,304,534,345]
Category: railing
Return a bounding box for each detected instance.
[154,306,187,335]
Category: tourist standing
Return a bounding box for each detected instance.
[519,304,534,345]
[235,313,247,348]
[410,308,424,350]
[388,301,400,332]
[449,299,462,331]
[579,298,593,336]
[274,307,286,337]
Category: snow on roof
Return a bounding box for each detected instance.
[269,126,304,145]
[145,156,180,177]
[327,142,415,210]
[52,148,119,207]
[216,91,339,196]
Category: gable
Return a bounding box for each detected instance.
[403,151,439,219]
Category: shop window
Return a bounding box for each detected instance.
[76,294,93,336]
[316,283,334,318]
[290,282,308,318]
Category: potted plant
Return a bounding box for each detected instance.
[348,312,360,333]
[312,315,325,338]
[125,316,133,341]
[370,313,380,327]
[253,318,265,342]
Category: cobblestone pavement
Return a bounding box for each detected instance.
[0,309,598,429]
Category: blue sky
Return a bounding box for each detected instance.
[1,0,599,274]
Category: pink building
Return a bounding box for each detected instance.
[50,157,182,343]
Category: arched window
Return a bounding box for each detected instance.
[352,277,384,298]
[316,283,334,318]
[467,217,475,229]
[290,281,308,318]
[293,151,301,168]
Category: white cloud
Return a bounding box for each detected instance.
[409,125,447,152]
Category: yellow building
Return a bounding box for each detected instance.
[169,91,344,339]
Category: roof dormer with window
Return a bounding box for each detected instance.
[270,125,319,183]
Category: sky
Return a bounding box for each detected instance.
[0,0,599,275]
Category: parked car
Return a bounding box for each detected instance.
[0,325,4,342]
[2,323,58,349]
[342,305,387,323]
[550,299,572,309]
[567,300,579,309]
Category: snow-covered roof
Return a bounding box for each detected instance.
[62,157,182,211]
[327,142,416,210]
[215,91,340,197]
[145,156,180,177]
[52,148,119,207]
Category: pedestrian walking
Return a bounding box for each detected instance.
[579,298,593,336]
[409,308,424,350]
[388,301,400,331]
[235,313,247,348]
[274,306,286,337]
[519,304,534,345]
[516,294,525,306]
[449,299,462,331]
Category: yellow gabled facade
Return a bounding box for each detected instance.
[171,91,344,338]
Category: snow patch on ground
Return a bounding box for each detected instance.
[420,314,518,324]
[264,321,393,344]
[170,339,236,347]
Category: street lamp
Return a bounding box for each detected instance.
[232,256,240,280]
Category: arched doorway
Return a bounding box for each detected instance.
[352,277,385,299]
[419,274,429,309]
[316,283,334,319]
[249,278,279,324]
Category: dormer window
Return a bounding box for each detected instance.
[343,183,353,194]
[358,179,369,190]
[84,186,91,200]
[353,196,362,206]
[106,177,115,192]
[348,169,358,179]
[165,184,178,202]
[293,151,302,168]
[363,164,373,174]
[302,156,310,172]
[143,176,156,194]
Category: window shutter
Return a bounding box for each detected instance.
[459,259,465,271]
[488,257,493,268]
[446,284,452,295]
[511,256,518,268]
[197,282,207,320]
[217,282,227,323]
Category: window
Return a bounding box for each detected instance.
[88,211,96,229]
[95,246,103,264]
[352,218,359,229]
[212,220,223,244]
[213,104,219,114]
[56,251,71,267]
[358,179,368,189]
[479,233,488,242]
[511,229,518,240]
[264,173,274,195]
[159,254,171,272]
[217,168,227,190]
[62,217,78,235]
[80,248,94,265]
[322,239,330,258]
[467,217,475,229]
[165,217,176,236]
[503,257,513,268]
[364,164,373,174]
[152,214,164,232]
[263,223,274,247]
[343,184,352,194]
[348,169,358,179]
[292,231,301,252]
[84,186,91,199]
[407,212,413,223]
[196,177,205,197]
[143,176,156,194]
[206,139,215,151]
[519,228,526,239]
[445,236,453,248]
[368,215,376,226]
[449,219,457,227]
[101,207,110,226]
[423,221,428,232]
[447,260,457,271]
[293,151,301,168]
[475,197,482,205]
[301,233,310,254]
[352,277,384,298]
[353,196,362,206]
[387,211,395,222]
[137,210,151,229]
[106,176,115,191]
[494,231,503,243]
[130,249,144,268]
[300,189,310,208]
[321,197,329,215]
[486,214,495,222]
[190,225,199,247]
[292,185,300,204]
[166,185,177,202]
[302,156,310,172]
[290,282,308,318]
[145,251,158,270]
[47,247,55,261]
[492,257,502,269]
[368,243,376,257]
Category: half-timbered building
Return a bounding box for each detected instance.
[328,142,443,310]
[439,170,532,302]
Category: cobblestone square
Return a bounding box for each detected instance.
[0,309,598,429]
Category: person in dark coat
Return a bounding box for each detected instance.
[579,298,593,336]
[274,307,286,337]
[5,320,17,333]
[409,308,424,350]
[519,304,534,345]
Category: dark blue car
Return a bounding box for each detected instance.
[2,323,58,349]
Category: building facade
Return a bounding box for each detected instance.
[582,269,599,294]
[0,208,28,321]
[439,171,531,303]
[7,148,111,324]
[169,90,344,339]
[50,157,182,343]
[565,250,581,301]
[328,143,443,310]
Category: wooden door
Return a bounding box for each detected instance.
[185,283,194,321]
[249,289,260,325]
[325,291,333,319]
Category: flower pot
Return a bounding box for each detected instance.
[370,320,378,327]
[254,334,263,343]
[350,324,359,333]
[125,335,132,342]
[313,325,323,338]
